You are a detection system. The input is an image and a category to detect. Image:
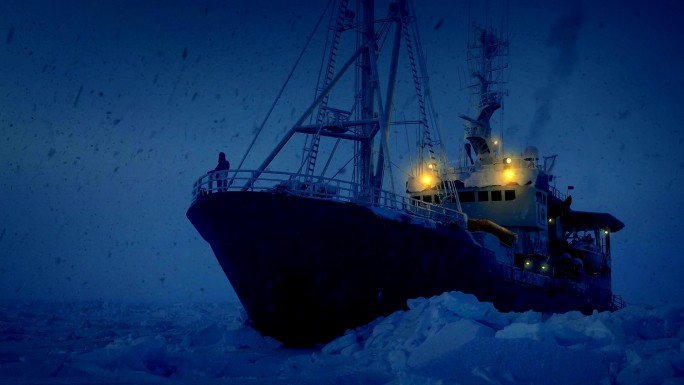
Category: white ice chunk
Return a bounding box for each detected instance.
[617,351,678,385]
[432,291,512,329]
[495,322,553,342]
[188,322,223,347]
[408,318,494,367]
[322,330,359,355]
[583,317,615,343]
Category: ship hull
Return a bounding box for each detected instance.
[187,191,614,345]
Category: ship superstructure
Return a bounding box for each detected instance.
[407,24,624,313]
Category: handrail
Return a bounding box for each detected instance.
[549,185,567,201]
[191,169,467,228]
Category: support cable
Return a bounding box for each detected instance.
[233,0,333,174]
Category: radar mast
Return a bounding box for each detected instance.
[459,25,508,166]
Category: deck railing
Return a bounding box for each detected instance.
[549,185,567,201]
[611,294,626,310]
[191,169,467,228]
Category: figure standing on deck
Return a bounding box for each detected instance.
[213,152,230,191]
[214,152,230,171]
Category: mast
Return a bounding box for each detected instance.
[360,0,403,196]
[459,25,508,166]
[358,0,375,192]
[374,1,403,193]
[241,0,409,196]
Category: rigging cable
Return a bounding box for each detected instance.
[407,0,449,169]
[310,0,339,124]
[233,0,333,174]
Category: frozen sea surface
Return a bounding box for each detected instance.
[1,292,683,384]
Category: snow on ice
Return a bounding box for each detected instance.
[1,292,683,384]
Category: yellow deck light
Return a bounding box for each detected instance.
[421,175,432,186]
[503,158,513,181]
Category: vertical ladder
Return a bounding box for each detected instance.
[305,0,350,178]
[402,11,436,168]
[315,0,349,124]
[306,126,323,176]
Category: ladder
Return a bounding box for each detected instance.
[402,10,436,170]
[305,0,350,178]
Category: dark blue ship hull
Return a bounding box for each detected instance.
[188,191,494,345]
[187,191,615,346]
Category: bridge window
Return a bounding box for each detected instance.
[505,190,516,201]
[491,190,502,201]
[459,191,475,202]
[478,191,489,201]
[422,195,433,203]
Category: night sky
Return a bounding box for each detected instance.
[1,0,683,306]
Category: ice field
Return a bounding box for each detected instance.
[1,292,682,384]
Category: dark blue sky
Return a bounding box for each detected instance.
[1,0,683,306]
